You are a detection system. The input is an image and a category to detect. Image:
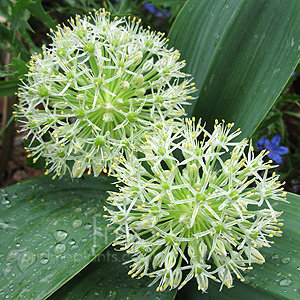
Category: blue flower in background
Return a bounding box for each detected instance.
[256,135,289,163]
[144,3,156,13]
[114,1,171,19]
[144,2,171,18]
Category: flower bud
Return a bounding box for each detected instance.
[198,241,208,259]
[153,252,164,269]
[215,240,227,256]
[187,163,199,182]
[172,267,182,288]
[165,250,177,269]
[120,80,130,90]
[245,247,265,264]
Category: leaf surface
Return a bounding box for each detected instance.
[49,247,177,300]
[0,175,115,299]
[168,0,300,138]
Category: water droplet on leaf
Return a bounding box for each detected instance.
[53,230,68,242]
[53,243,67,255]
[280,278,293,287]
[282,257,291,264]
[17,251,36,271]
[40,253,49,264]
[68,238,76,245]
[72,219,82,228]
[83,223,92,230]
[70,244,78,250]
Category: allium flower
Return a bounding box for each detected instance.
[256,135,289,164]
[105,119,286,292]
[15,9,194,178]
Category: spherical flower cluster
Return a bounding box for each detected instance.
[105,119,286,292]
[15,9,195,178]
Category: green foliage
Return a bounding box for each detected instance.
[253,65,300,184]
[49,247,177,300]
[0,175,116,299]
[0,79,19,97]
[0,0,57,79]
[168,0,300,139]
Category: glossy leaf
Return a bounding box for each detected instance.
[49,247,178,300]
[0,175,116,299]
[168,0,300,138]
[177,192,300,300]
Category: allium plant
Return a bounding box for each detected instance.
[105,119,286,292]
[15,9,194,178]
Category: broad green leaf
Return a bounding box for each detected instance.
[49,247,177,300]
[177,192,300,300]
[168,0,300,138]
[0,175,116,299]
[0,79,19,97]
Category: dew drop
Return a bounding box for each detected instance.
[107,290,117,300]
[40,253,49,265]
[68,238,76,245]
[271,253,279,260]
[70,244,78,250]
[7,249,20,261]
[282,257,291,264]
[85,207,97,216]
[1,199,9,205]
[74,207,82,213]
[53,243,67,255]
[83,223,92,230]
[72,219,82,228]
[81,238,87,244]
[53,230,68,242]
[280,278,293,287]
[17,251,36,271]
[2,265,12,276]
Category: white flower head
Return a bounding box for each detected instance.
[16,9,195,178]
[105,119,286,292]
